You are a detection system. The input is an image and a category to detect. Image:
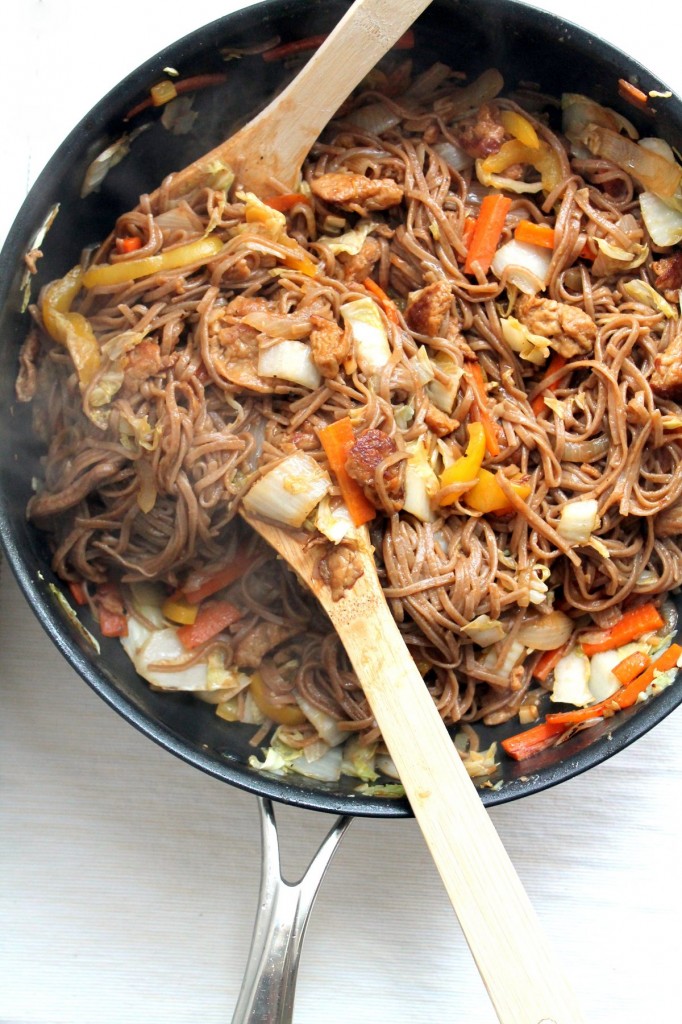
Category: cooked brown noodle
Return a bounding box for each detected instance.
[18,61,682,752]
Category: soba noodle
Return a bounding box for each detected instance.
[17,58,682,779]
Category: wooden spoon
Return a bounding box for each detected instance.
[246,515,585,1024]
[162,0,435,199]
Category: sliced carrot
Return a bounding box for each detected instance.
[611,650,651,686]
[581,602,664,656]
[262,29,414,62]
[614,643,681,706]
[264,192,311,212]
[465,361,501,457]
[99,608,128,638]
[124,73,228,120]
[501,720,567,761]
[177,600,242,650]
[530,352,567,416]
[317,417,376,527]
[68,580,87,606]
[115,236,143,254]
[513,220,556,250]
[532,641,572,683]
[547,643,682,727]
[464,194,512,277]
[617,78,650,112]
[363,276,401,325]
[95,582,127,637]
[182,552,259,606]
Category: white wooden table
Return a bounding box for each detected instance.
[2,2,681,1022]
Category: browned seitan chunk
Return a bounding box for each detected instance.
[515,295,597,358]
[652,325,682,400]
[405,281,452,337]
[234,621,301,669]
[453,103,506,159]
[309,315,350,378]
[345,428,405,514]
[311,172,404,212]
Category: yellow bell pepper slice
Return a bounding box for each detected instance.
[82,233,224,289]
[499,109,540,150]
[162,592,199,626]
[438,422,486,506]
[464,468,532,513]
[41,266,101,388]
[249,671,306,726]
[478,138,563,194]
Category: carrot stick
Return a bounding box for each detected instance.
[464,194,512,276]
[501,720,567,761]
[95,583,128,637]
[513,220,556,250]
[115,236,143,254]
[262,29,415,62]
[124,73,228,120]
[581,602,664,656]
[99,608,128,638]
[363,277,401,325]
[531,353,567,415]
[264,192,311,212]
[68,580,87,606]
[532,641,571,682]
[177,600,243,650]
[465,361,501,457]
[617,78,650,113]
[611,650,651,686]
[182,551,258,605]
[546,643,682,727]
[318,418,376,527]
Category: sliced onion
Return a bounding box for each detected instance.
[432,140,473,173]
[443,68,504,118]
[346,101,401,134]
[562,436,610,463]
[243,310,311,339]
[407,62,453,99]
[580,125,682,197]
[461,615,506,647]
[517,610,574,651]
[562,93,638,145]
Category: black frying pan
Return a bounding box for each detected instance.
[1,0,681,827]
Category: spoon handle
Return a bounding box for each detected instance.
[167,0,433,196]
[251,519,586,1024]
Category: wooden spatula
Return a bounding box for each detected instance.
[245,514,585,1024]
[162,0,434,199]
[158,0,586,1016]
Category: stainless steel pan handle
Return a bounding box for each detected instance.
[231,797,352,1024]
